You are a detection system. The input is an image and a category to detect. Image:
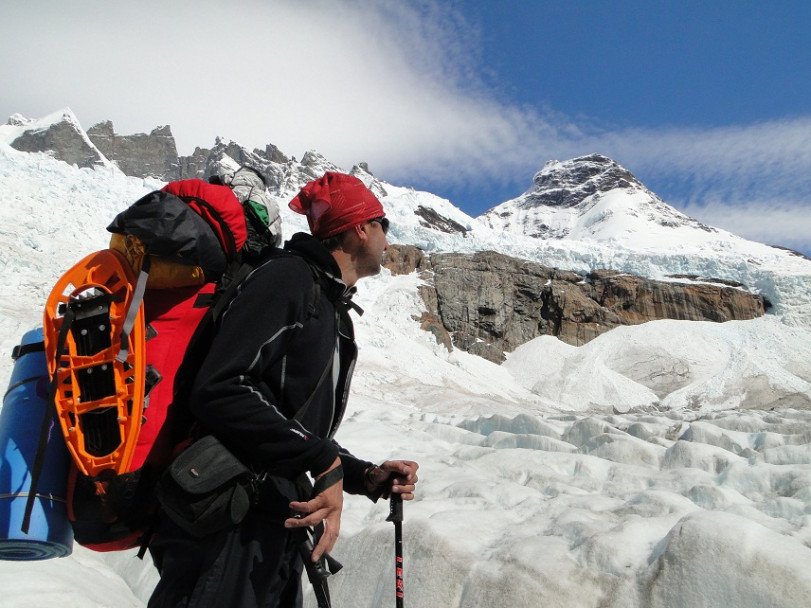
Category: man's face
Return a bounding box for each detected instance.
[358,216,389,278]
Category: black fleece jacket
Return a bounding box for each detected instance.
[189,233,373,497]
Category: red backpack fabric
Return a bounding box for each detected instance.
[51,180,251,552]
[161,179,248,262]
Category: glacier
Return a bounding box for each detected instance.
[1,116,810,607]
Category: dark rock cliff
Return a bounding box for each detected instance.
[384,245,768,363]
[87,121,179,180]
[9,115,771,365]
[10,113,103,169]
[8,115,296,187]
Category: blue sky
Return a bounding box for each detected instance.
[441,2,811,228]
[2,0,810,255]
[474,2,809,129]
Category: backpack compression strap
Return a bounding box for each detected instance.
[116,256,150,363]
[10,340,45,360]
[21,305,75,534]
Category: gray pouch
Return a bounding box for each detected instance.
[156,435,253,538]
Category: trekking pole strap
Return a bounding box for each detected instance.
[312,464,343,496]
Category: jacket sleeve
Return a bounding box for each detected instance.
[332,440,376,498]
[189,257,339,479]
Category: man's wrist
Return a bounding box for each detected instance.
[363,464,381,488]
[364,464,391,501]
[313,463,344,496]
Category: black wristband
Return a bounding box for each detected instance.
[364,464,382,487]
[364,464,391,502]
[313,464,344,496]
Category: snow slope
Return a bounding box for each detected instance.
[1,128,810,607]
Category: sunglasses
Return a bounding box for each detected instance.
[370,217,390,235]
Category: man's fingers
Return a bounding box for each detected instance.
[284,509,328,529]
[289,498,320,512]
[379,460,420,485]
[285,482,343,532]
[284,497,327,528]
[312,519,340,561]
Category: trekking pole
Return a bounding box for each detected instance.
[296,520,342,608]
[298,526,333,608]
[386,493,404,608]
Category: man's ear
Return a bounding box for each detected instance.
[353,222,368,243]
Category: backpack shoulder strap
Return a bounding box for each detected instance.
[293,350,333,424]
[300,258,322,321]
[209,261,255,324]
[178,252,329,433]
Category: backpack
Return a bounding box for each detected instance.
[30,173,279,553]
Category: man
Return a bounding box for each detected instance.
[148,172,419,607]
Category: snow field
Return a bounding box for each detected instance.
[1,138,810,607]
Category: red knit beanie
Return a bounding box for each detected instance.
[288,172,385,239]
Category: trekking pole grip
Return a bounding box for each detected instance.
[387,491,403,523]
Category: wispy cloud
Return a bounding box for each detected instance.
[682,197,811,256]
[592,119,811,254]
[2,1,809,253]
[2,1,542,170]
[598,118,811,192]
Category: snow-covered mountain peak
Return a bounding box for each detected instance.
[482,153,716,245]
[0,107,112,170]
[1,108,86,145]
[3,107,79,132]
[531,153,638,207]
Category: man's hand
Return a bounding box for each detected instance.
[285,457,343,562]
[366,460,419,500]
